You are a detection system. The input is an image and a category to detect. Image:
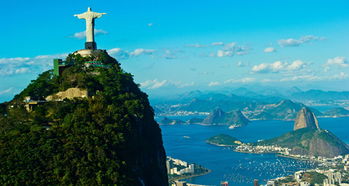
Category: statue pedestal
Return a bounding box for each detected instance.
[74,49,104,57]
[85,42,97,50]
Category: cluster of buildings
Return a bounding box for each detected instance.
[235,143,349,186]
[158,110,209,117]
[267,169,347,186]
[265,154,349,186]
[167,157,195,176]
[235,144,291,155]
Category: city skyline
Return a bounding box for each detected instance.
[1,0,349,102]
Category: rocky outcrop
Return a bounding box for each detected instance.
[294,107,320,131]
[45,88,90,101]
[203,108,249,128]
[203,108,226,124]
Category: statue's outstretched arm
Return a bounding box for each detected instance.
[94,12,107,18]
[74,13,86,19]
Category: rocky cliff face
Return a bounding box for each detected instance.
[203,108,226,124]
[203,108,249,128]
[294,107,320,131]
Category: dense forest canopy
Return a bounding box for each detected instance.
[0,51,168,185]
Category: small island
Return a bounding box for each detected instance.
[206,134,242,147]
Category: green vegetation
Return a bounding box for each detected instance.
[275,176,295,184]
[206,134,241,146]
[0,51,167,185]
[302,172,327,185]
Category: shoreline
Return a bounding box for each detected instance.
[169,169,212,182]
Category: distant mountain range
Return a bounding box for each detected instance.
[152,87,349,122]
[290,90,349,102]
[323,107,349,117]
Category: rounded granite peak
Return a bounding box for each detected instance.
[294,107,320,131]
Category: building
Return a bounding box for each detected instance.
[53,59,73,76]
[175,181,187,186]
[294,171,304,182]
[23,96,46,112]
[300,181,310,186]
[267,180,276,186]
[254,179,259,186]
[344,165,349,171]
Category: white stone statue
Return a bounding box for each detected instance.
[74,7,106,44]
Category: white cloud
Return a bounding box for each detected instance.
[72,29,108,39]
[326,57,348,67]
[331,72,348,80]
[287,60,305,71]
[215,43,249,57]
[264,47,276,53]
[140,79,168,89]
[147,23,153,27]
[140,79,195,89]
[0,57,30,64]
[162,50,177,59]
[217,50,233,57]
[186,44,207,48]
[252,60,305,73]
[237,61,245,67]
[211,42,224,46]
[208,81,220,87]
[278,35,325,47]
[0,87,13,95]
[280,75,320,82]
[224,77,256,84]
[107,48,164,59]
[107,48,122,55]
[173,81,195,88]
[15,68,29,74]
[0,53,67,76]
[130,48,155,56]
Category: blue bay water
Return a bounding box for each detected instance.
[160,117,349,186]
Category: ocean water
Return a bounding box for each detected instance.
[160,117,349,186]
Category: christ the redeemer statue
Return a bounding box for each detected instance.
[74,7,106,50]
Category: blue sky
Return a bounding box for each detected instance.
[1,0,349,101]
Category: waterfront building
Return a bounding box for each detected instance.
[299,181,310,186]
[344,165,349,171]
[266,180,276,186]
[175,181,187,186]
[253,179,259,186]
